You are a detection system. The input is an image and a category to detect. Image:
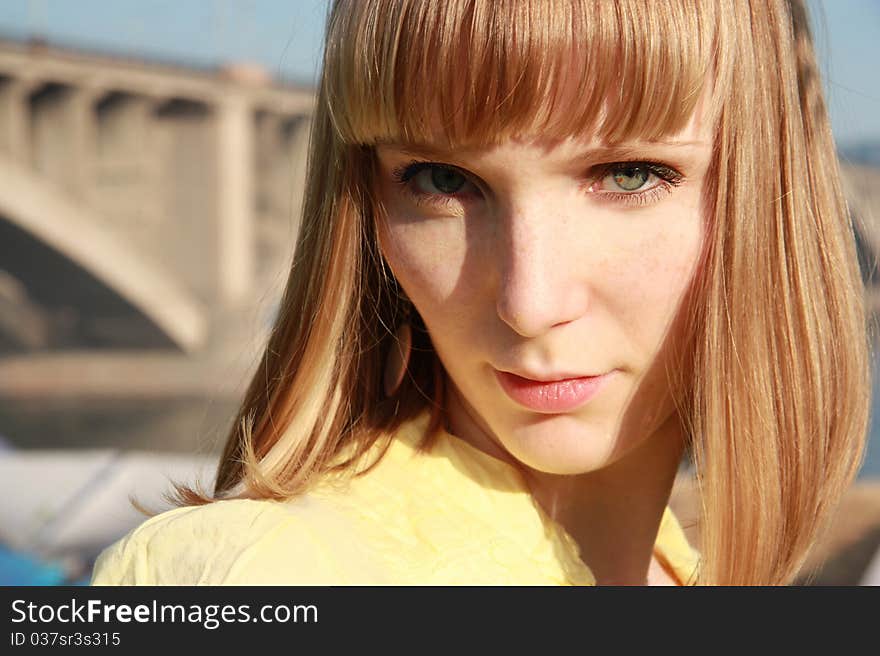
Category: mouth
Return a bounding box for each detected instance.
[494,369,615,413]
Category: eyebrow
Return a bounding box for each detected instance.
[376,139,707,163]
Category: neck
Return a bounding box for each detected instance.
[523,416,685,586]
[443,386,686,586]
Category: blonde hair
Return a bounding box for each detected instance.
[168,0,871,585]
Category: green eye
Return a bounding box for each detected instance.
[611,165,650,191]
[587,161,684,206]
[428,167,467,194]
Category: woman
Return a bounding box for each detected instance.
[91,0,870,586]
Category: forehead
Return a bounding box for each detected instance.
[377,83,716,160]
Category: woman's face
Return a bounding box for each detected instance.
[374,109,713,476]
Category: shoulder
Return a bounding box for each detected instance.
[89,497,358,585]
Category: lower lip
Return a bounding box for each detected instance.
[495,370,614,413]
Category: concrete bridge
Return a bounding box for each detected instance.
[0,38,877,452]
[0,39,316,449]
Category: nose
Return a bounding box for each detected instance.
[494,199,590,337]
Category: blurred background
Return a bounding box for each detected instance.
[0,0,877,586]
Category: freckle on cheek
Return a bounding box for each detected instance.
[391,223,465,279]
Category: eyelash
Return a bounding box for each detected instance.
[389,159,686,210]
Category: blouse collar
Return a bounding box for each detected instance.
[385,408,701,585]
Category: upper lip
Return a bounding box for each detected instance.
[496,368,607,383]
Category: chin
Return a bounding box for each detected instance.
[502,421,620,476]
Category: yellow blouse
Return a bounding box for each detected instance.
[90,410,700,585]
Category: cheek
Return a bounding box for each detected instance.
[377,212,471,322]
[611,215,704,344]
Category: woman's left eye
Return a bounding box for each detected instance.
[588,161,685,204]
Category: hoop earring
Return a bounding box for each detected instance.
[384,313,412,398]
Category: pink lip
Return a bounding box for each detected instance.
[495,369,614,413]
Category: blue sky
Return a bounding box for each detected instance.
[0,0,876,146]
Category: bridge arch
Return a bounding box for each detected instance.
[0,155,207,352]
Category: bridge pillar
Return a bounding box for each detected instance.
[0,77,35,163]
[287,115,311,229]
[29,83,98,199]
[66,86,99,199]
[93,92,156,230]
[216,94,254,308]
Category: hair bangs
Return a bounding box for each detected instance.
[324,0,723,149]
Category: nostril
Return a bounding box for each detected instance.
[495,270,589,338]
[496,292,556,338]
